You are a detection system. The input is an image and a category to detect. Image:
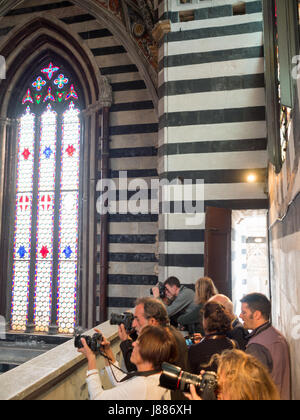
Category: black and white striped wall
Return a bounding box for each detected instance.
[157,0,268,285]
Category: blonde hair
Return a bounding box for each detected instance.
[194,277,218,305]
[216,350,280,400]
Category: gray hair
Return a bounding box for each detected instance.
[135,297,170,327]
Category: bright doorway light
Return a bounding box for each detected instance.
[232,210,269,317]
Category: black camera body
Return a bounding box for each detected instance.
[74,332,103,353]
[185,335,195,347]
[160,362,218,400]
[110,311,134,332]
[150,281,165,299]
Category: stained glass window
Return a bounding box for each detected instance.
[11,62,81,334]
[11,107,35,331]
[57,103,80,334]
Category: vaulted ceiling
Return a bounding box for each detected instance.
[0,0,158,70]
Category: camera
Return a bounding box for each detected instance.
[160,362,218,400]
[150,281,165,299]
[110,311,134,332]
[185,335,195,347]
[74,332,103,353]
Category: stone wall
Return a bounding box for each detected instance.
[157,0,268,284]
[268,77,300,400]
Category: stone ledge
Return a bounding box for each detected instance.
[0,320,120,400]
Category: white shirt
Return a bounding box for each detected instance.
[86,366,171,400]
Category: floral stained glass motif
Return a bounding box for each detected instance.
[54,74,69,89]
[41,62,60,80]
[22,89,34,104]
[35,94,42,104]
[65,85,78,101]
[11,108,35,331]
[43,87,56,103]
[32,76,47,91]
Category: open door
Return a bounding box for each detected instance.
[204,207,232,299]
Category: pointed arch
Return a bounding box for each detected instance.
[0,15,102,115]
[0,0,158,108]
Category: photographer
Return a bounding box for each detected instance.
[177,276,218,335]
[208,294,249,351]
[78,325,178,400]
[184,349,280,400]
[118,297,189,374]
[152,277,196,327]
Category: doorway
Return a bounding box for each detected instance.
[231,210,270,316]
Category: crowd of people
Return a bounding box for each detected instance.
[78,276,291,401]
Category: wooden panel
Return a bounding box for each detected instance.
[204,206,232,298]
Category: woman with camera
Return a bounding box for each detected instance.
[185,350,280,400]
[78,325,178,400]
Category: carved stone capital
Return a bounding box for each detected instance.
[82,77,113,116]
[0,117,10,128]
[152,20,171,43]
[81,103,101,117]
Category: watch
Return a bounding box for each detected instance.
[86,369,98,378]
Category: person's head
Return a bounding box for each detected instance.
[132,297,169,334]
[216,349,280,400]
[203,302,232,335]
[195,277,218,305]
[208,294,234,318]
[130,325,178,371]
[240,293,271,330]
[164,276,181,301]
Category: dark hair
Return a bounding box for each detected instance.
[204,302,232,334]
[240,293,271,320]
[164,276,181,289]
[138,326,178,370]
[135,297,169,327]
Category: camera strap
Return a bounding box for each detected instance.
[120,369,161,382]
[201,332,227,342]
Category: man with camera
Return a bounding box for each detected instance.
[152,277,196,328]
[117,297,189,375]
[77,325,178,400]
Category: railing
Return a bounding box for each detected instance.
[0,321,120,400]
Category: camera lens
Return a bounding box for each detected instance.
[160,362,217,400]
[110,313,124,325]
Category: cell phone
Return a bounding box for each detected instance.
[185,337,194,347]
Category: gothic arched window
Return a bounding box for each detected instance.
[10,60,82,335]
